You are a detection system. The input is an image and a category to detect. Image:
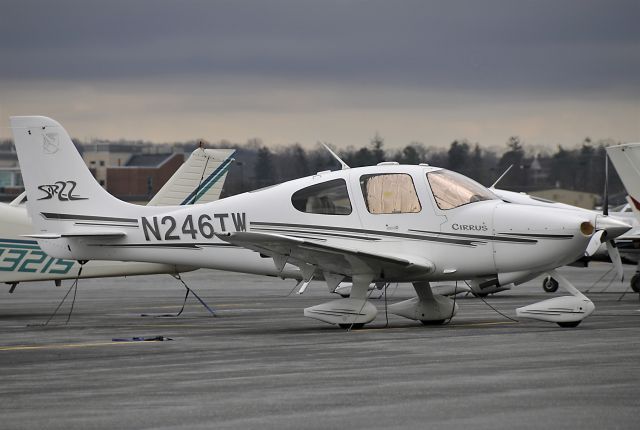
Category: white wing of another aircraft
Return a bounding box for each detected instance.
[606,143,640,214]
[0,147,235,286]
[606,142,640,292]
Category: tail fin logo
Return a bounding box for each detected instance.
[37,180,88,201]
[42,133,59,154]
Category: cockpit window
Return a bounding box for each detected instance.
[360,173,421,214]
[291,179,352,215]
[427,169,497,210]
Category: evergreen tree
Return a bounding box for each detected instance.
[401,144,421,164]
[497,136,526,189]
[370,133,385,164]
[447,140,471,175]
[254,146,276,187]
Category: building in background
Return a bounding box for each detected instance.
[81,143,144,188]
[106,153,184,203]
[528,189,599,210]
[0,142,185,203]
[0,149,22,201]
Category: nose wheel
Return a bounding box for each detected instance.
[542,276,559,293]
[557,320,581,328]
[630,273,640,293]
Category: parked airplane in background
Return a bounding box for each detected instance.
[606,142,640,292]
[1,145,235,291]
[10,117,631,328]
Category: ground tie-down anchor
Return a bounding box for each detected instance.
[141,273,216,317]
[29,260,87,327]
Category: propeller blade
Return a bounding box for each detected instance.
[603,155,609,216]
[605,240,624,282]
[585,230,606,257]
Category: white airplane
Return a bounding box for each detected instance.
[9,116,631,328]
[605,142,640,292]
[1,145,235,291]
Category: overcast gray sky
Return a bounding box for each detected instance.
[1,0,638,149]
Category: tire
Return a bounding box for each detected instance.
[631,274,640,293]
[420,319,446,326]
[557,321,581,328]
[338,323,364,330]
[542,277,559,293]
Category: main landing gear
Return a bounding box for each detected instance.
[305,278,457,329]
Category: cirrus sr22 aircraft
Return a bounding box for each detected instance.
[10,116,631,328]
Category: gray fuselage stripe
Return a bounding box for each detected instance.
[251,221,488,246]
[41,212,139,223]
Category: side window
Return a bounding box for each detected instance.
[291,179,352,215]
[360,173,421,214]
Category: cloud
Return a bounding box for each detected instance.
[2,1,638,91]
[1,0,638,147]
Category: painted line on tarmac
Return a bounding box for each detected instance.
[0,341,157,352]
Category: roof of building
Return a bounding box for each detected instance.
[81,143,145,154]
[125,153,176,167]
[0,152,18,161]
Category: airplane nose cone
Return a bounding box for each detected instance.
[595,215,632,241]
[493,203,595,273]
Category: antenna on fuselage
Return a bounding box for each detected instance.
[490,164,513,189]
[320,142,350,170]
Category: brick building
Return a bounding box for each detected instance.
[0,142,185,203]
[106,153,184,203]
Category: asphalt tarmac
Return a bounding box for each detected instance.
[1,264,639,429]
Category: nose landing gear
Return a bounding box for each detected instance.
[542,276,559,293]
[630,273,640,293]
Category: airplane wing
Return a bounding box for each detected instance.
[216,231,435,280]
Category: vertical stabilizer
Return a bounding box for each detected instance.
[148,148,235,206]
[10,116,135,234]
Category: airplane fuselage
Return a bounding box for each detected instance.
[34,165,595,284]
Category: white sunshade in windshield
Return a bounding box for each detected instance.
[427,170,497,210]
[360,173,421,214]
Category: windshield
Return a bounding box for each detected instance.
[427,169,498,210]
